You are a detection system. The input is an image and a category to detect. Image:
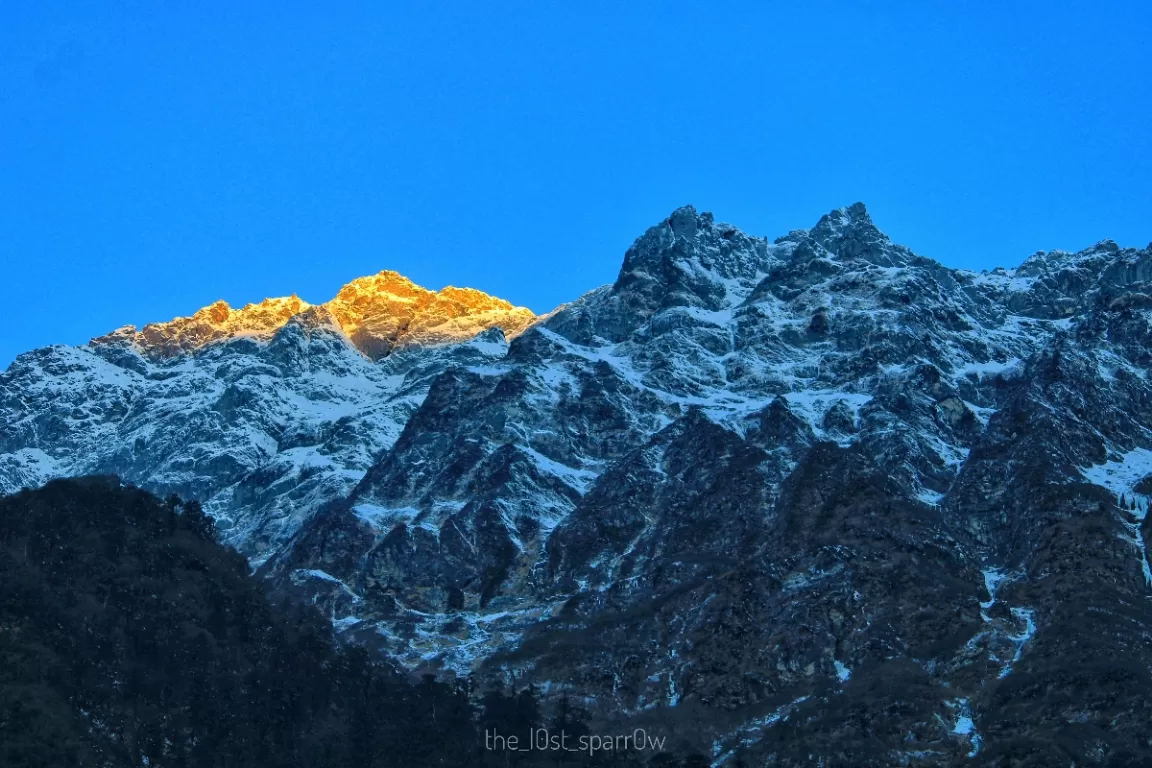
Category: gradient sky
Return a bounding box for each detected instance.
[2,2,1150,368]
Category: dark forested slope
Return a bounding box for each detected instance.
[0,478,547,768]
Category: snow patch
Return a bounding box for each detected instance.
[955,357,1023,377]
[946,698,982,758]
[300,569,341,583]
[1081,449,1152,585]
[352,503,421,529]
[332,615,364,632]
[998,607,1037,678]
[980,568,1006,614]
[517,445,599,494]
[1081,448,1152,499]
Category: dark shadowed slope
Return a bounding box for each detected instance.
[0,478,487,767]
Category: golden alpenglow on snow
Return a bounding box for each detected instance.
[93,269,537,360]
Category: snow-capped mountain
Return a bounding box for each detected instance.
[5,204,1152,764]
[0,272,534,563]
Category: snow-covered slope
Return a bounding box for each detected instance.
[0,275,534,564]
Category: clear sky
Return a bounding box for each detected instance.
[2,2,1150,368]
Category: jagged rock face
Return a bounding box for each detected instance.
[0,274,532,564]
[7,205,1152,764]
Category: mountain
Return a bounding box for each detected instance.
[91,269,536,360]
[0,271,533,565]
[4,204,1152,765]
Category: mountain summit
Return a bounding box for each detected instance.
[93,269,536,360]
[2,269,536,559]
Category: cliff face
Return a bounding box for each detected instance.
[5,206,1152,764]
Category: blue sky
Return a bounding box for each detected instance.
[2,2,1150,368]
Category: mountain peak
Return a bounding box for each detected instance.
[799,201,915,268]
[809,201,875,237]
[667,204,700,237]
[335,270,426,302]
[92,270,535,360]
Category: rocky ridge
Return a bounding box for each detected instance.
[0,273,532,563]
[93,269,536,360]
[5,204,1152,764]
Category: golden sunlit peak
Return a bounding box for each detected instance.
[437,285,517,311]
[91,270,535,360]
